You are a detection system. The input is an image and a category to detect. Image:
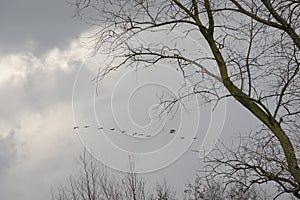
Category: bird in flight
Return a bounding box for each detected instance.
[133,132,137,136]
[169,129,176,134]
[83,125,89,128]
[121,130,126,133]
[179,136,185,139]
[192,137,198,140]
[98,127,103,130]
[73,126,79,130]
[110,128,115,131]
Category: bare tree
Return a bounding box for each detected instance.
[183,176,264,200]
[51,151,102,200]
[51,150,177,200]
[51,151,137,200]
[150,178,177,200]
[70,0,300,198]
[122,158,147,200]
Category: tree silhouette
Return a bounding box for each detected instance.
[51,150,264,199]
[51,150,178,200]
[70,0,300,198]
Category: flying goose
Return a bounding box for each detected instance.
[169,129,176,134]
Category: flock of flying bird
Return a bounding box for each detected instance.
[73,125,200,153]
[73,125,198,141]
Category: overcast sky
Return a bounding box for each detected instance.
[0,1,261,200]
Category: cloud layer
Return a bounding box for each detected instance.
[0,0,88,55]
[0,33,89,200]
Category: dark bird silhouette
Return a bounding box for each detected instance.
[110,128,115,131]
[192,137,198,139]
[83,125,89,128]
[169,129,176,134]
[121,130,126,133]
[98,127,103,130]
[180,136,185,139]
[133,132,137,136]
[73,126,79,130]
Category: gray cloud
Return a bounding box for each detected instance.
[0,129,17,173]
[0,0,88,55]
[0,53,88,200]
[0,67,77,122]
